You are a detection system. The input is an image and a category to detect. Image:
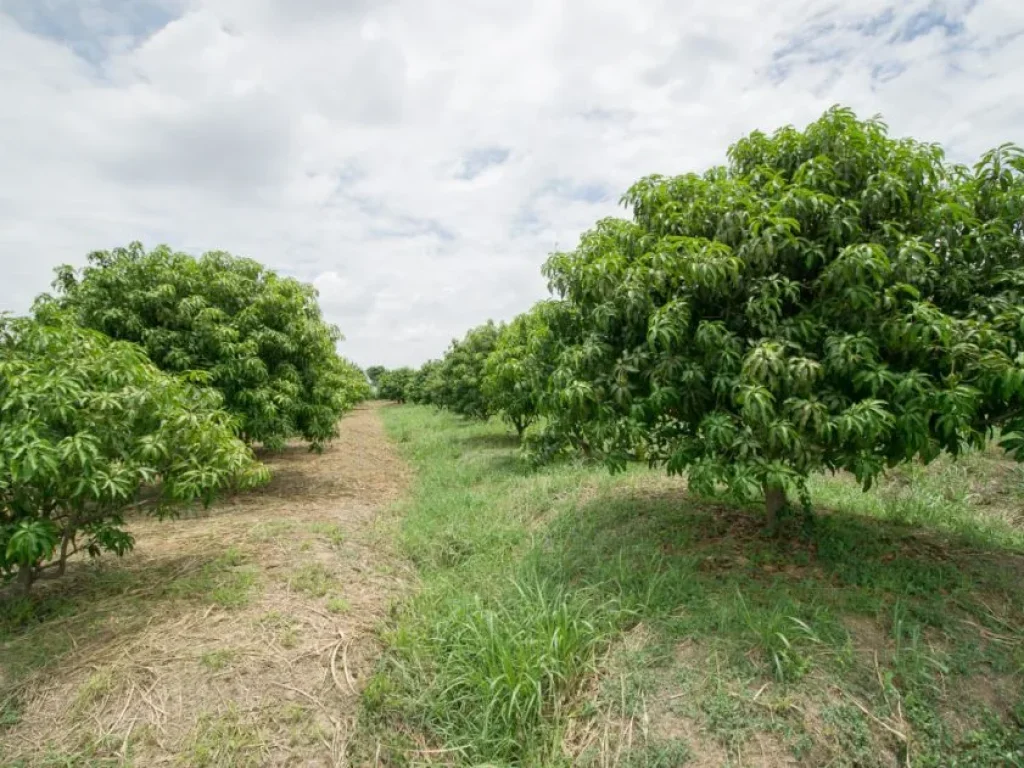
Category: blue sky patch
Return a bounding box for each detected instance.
[455,147,510,180]
[4,0,178,63]
[541,179,612,204]
[897,9,966,42]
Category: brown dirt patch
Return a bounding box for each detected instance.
[1,403,410,766]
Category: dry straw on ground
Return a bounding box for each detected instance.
[1,403,410,767]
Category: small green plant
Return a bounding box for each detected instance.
[308,522,345,547]
[279,627,300,649]
[184,705,267,767]
[736,593,820,682]
[168,551,259,608]
[286,563,335,598]
[70,667,118,719]
[0,695,22,728]
[326,596,351,614]
[199,649,238,671]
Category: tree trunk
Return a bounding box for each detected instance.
[764,483,787,528]
[16,563,33,596]
[515,419,526,439]
[58,524,74,576]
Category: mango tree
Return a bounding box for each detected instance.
[0,316,268,594]
[45,243,358,451]
[338,356,373,406]
[407,360,442,405]
[432,322,502,420]
[540,107,1024,524]
[483,306,553,437]
[366,365,386,392]
[378,367,415,403]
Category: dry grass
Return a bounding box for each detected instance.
[0,403,410,767]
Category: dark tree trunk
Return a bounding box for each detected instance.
[16,564,33,596]
[764,483,787,528]
[514,419,526,439]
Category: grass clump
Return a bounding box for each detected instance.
[307,522,345,547]
[368,578,616,763]
[326,596,351,614]
[199,648,238,671]
[286,563,335,598]
[166,547,259,608]
[183,705,267,767]
[360,406,624,765]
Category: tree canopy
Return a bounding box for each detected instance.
[366,365,387,392]
[535,107,1024,521]
[45,243,364,450]
[431,322,502,420]
[378,367,416,403]
[483,306,551,436]
[407,360,442,405]
[0,316,268,593]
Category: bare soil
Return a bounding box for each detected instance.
[1,403,410,767]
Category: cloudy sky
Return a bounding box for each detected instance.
[1,0,1022,366]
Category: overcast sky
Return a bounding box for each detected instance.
[1,0,1022,367]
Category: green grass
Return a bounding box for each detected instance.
[286,562,335,598]
[166,548,260,608]
[183,705,267,767]
[307,522,346,547]
[199,649,239,672]
[326,596,351,614]
[361,405,1024,767]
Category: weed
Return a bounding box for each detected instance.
[369,577,616,764]
[308,522,345,547]
[286,563,335,598]
[183,705,267,767]
[72,667,118,716]
[0,694,22,728]
[279,627,300,649]
[199,649,238,671]
[326,596,351,614]
[165,550,259,608]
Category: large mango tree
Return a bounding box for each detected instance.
[539,107,1024,524]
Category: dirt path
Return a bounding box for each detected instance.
[1,403,410,766]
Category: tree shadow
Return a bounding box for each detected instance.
[1,551,236,688]
[528,485,1024,631]
[460,432,522,450]
[480,452,535,479]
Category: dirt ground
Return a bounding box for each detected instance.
[1,402,410,767]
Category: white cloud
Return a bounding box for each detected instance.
[1,0,1023,366]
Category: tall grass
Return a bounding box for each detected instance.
[365,405,1024,767]
[363,406,626,765]
[368,578,617,763]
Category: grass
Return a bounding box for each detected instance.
[308,522,346,547]
[183,705,267,767]
[286,562,335,598]
[199,649,238,672]
[326,596,351,614]
[166,547,260,608]
[361,405,1024,767]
